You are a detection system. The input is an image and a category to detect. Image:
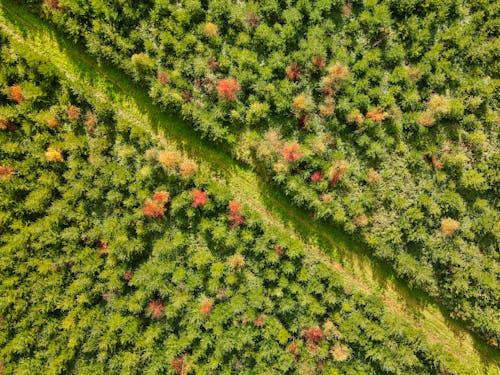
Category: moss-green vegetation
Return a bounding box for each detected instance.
[18,0,499,344]
[0,1,498,373]
[1,21,484,374]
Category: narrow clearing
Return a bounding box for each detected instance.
[1,2,498,373]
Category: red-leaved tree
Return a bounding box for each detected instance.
[228,200,245,229]
[217,78,240,101]
[148,299,164,319]
[192,189,208,208]
[200,299,214,315]
[303,326,324,343]
[287,63,301,80]
[310,171,323,182]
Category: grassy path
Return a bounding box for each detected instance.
[1,1,498,373]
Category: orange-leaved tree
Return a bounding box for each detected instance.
[217,79,240,101]
[191,189,208,208]
[148,299,165,319]
[6,85,24,103]
[282,142,302,162]
[228,200,245,229]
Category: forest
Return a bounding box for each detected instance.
[23,0,499,343]
[0,0,499,374]
[0,27,471,374]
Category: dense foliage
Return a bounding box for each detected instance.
[27,0,500,343]
[0,31,468,374]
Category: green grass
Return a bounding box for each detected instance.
[1,1,499,372]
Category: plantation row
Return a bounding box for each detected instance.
[0,30,470,374]
[28,0,500,343]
